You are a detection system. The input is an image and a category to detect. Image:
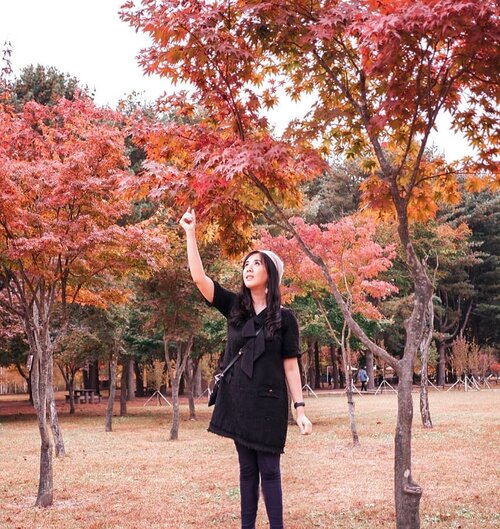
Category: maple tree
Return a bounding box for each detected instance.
[122,1,498,526]
[140,231,209,440]
[0,95,168,506]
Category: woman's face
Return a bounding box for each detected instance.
[242,253,268,291]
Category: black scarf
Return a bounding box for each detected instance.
[240,311,266,379]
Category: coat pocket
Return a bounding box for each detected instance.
[258,385,280,399]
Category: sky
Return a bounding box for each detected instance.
[0,0,472,161]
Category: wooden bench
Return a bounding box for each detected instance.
[65,390,101,404]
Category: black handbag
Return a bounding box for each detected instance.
[208,327,262,407]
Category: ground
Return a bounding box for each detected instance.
[0,389,498,529]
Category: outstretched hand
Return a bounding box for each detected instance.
[179,207,196,233]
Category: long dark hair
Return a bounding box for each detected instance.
[229,251,282,337]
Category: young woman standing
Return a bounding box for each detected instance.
[180,208,312,529]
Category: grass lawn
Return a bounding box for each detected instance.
[0,389,498,529]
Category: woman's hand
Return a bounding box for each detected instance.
[180,207,196,233]
[296,410,313,435]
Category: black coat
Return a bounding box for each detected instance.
[207,281,300,454]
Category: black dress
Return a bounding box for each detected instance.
[208,281,301,454]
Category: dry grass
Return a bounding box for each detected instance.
[0,389,498,529]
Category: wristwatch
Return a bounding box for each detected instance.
[293,401,305,409]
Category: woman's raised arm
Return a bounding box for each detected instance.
[179,208,214,303]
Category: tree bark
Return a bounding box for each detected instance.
[31,348,53,507]
[89,360,100,395]
[185,356,201,420]
[195,362,203,397]
[68,374,76,415]
[127,358,135,401]
[134,362,145,397]
[436,341,447,387]
[329,344,340,389]
[306,338,315,388]
[165,335,193,440]
[419,298,433,428]
[25,302,54,507]
[395,364,422,529]
[337,321,360,446]
[120,359,127,417]
[46,356,65,457]
[105,355,117,432]
[314,340,321,389]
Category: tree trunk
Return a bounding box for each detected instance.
[120,360,127,417]
[306,339,315,388]
[185,356,200,420]
[314,340,321,389]
[89,360,100,395]
[31,349,53,507]
[26,309,54,508]
[395,365,422,529]
[165,335,193,441]
[188,377,196,420]
[134,362,145,397]
[436,340,447,387]
[170,375,181,439]
[15,360,33,404]
[329,344,340,389]
[195,362,203,397]
[46,355,65,457]
[345,372,359,446]
[105,355,117,432]
[365,348,375,391]
[68,375,76,415]
[340,323,359,446]
[127,358,135,401]
[419,299,433,428]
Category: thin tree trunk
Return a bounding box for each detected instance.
[105,354,117,432]
[341,325,359,447]
[314,340,321,389]
[165,335,193,440]
[127,358,135,401]
[419,299,433,428]
[329,344,340,389]
[316,300,360,445]
[120,359,127,417]
[46,355,65,457]
[68,375,76,415]
[186,356,200,420]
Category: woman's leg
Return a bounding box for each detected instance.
[235,442,260,529]
[257,451,284,529]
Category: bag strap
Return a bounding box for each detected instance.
[215,327,262,382]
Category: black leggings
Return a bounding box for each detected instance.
[235,442,284,529]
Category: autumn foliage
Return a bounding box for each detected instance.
[260,216,398,319]
[0,96,167,307]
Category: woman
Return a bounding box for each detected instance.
[180,207,312,529]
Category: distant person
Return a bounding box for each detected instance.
[358,367,369,392]
[180,207,312,529]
